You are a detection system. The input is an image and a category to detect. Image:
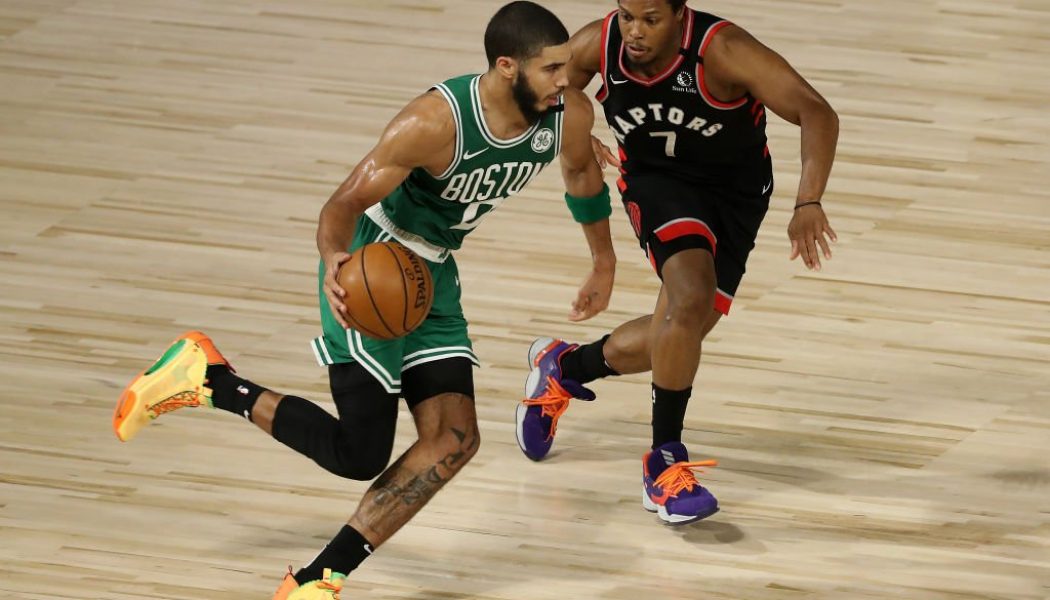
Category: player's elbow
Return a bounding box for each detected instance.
[562,163,602,198]
[823,102,839,134]
[810,90,838,127]
[800,94,838,137]
[323,175,374,216]
[319,193,365,224]
[824,105,840,143]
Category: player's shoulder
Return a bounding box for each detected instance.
[568,18,607,62]
[391,90,456,139]
[376,89,456,160]
[572,16,607,41]
[406,90,456,126]
[705,21,757,57]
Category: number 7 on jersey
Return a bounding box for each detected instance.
[650,131,677,157]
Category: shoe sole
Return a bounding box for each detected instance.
[514,402,538,460]
[527,337,555,367]
[641,485,720,525]
[113,331,221,442]
[515,337,556,460]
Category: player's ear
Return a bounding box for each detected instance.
[494,56,519,81]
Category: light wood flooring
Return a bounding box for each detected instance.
[1,1,1048,598]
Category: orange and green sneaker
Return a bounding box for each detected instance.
[112,330,231,442]
[273,568,346,599]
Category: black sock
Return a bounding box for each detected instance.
[559,335,618,384]
[295,525,374,583]
[205,364,267,421]
[651,384,691,448]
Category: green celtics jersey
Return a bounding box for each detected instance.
[363,74,564,262]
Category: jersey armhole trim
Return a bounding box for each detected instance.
[696,21,749,110]
[595,10,617,103]
[432,83,463,179]
[554,96,565,156]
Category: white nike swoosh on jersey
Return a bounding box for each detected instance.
[610,77,628,85]
[463,148,489,160]
[762,180,773,195]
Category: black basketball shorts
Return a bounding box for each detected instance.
[618,159,772,315]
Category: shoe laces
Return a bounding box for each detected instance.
[522,376,573,441]
[315,569,343,598]
[316,581,341,598]
[653,459,718,498]
[148,390,203,417]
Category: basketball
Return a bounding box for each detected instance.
[337,241,434,340]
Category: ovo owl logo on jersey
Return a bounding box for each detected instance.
[532,128,554,153]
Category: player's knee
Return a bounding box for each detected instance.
[663,252,716,317]
[330,421,396,481]
[325,362,400,480]
[453,424,481,472]
[435,413,481,467]
[604,332,636,364]
[666,281,715,325]
[418,399,481,471]
[329,441,392,481]
[458,420,482,464]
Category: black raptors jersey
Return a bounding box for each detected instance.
[595,9,769,186]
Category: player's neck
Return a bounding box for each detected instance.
[477,72,532,139]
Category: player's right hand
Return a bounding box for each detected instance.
[568,263,614,322]
[591,135,621,169]
[323,251,353,329]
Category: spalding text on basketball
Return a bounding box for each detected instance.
[405,256,429,309]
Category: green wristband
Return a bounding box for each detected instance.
[564,183,612,224]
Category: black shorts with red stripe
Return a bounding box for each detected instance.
[619,156,772,315]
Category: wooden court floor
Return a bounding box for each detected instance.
[1,0,1048,598]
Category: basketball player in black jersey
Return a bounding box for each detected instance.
[516,0,839,524]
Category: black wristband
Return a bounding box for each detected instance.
[794,201,822,210]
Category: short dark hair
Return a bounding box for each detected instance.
[484,1,570,68]
[668,0,687,11]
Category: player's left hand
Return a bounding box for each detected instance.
[788,203,837,271]
[590,135,621,169]
[569,265,614,321]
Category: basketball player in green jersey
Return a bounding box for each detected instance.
[111,3,616,598]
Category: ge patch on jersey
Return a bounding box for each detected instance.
[532,128,554,152]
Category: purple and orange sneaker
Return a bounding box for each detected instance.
[515,337,595,461]
[642,441,719,525]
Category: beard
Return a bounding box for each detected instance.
[511,72,547,125]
